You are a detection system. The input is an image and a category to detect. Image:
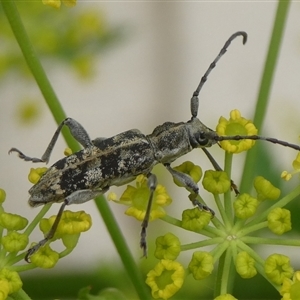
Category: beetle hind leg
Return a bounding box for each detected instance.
[140,173,157,257]
[25,187,108,262]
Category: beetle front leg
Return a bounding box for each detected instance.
[164,163,215,217]
[9,118,92,164]
[140,173,157,257]
[202,148,239,195]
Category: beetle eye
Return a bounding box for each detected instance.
[197,131,209,146]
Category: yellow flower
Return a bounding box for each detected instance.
[40,210,92,239]
[0,188,6,203]
[111,175,172,221]
[146,259,185,299]
[0,213,28,231]
[173,161,202,187]
[0,279,9,300]
[1,231,29,252]
[64,147,73,156]
[281,152,300,181]
[28,167,48,184]
[30,245,59,268]
[181,208,211,231]
[267,208,291,235]
[265,254,293,285]
[233,193,258,219]
[202,170,231,194]
[188,251,214,280]
[216,109,258,153]
[253,176,280,201]
[236,251,257,278]
[280,271,300,300]
[155,233,181,260]
[0,268,22,295]
[42,0,76,9]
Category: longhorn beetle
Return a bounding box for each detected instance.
[9,31,300,263]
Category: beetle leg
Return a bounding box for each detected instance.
[140,173,157,257]
[9,118,92,164]
[25,187,108,262]
[164,163,215,216]
[201,148,239,195]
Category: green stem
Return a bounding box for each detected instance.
[240,0,291,192]
[13,288,32,300]
[1,1,150,298]
[180,237,224,252]
[241,236,300,247]
[214,193,230,229]
[223,152,234,224]
[214,247,234,296]
[237,221,268,237]
[95,197,151,299]
[24,204,51,236]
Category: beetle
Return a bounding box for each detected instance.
[9,31,300,262]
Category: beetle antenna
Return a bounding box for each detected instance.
[190,31,247,119]
[215,135,300,151]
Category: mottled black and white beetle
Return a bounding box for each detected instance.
[9,31,300,262]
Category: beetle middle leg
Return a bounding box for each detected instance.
[164,163,215,216]
[26,187,108,262]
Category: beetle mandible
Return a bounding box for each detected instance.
[9,31,300,262]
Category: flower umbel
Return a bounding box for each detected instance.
[0,187,93,276]
[138,110,300,299]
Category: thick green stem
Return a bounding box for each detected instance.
[240,0,291,192]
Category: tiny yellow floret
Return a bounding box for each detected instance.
[216,109,258,153]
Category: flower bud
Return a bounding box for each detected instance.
[235,251,257,278]
[253,176,280,201]
[188,251,214,280]
[181,208,211,232]
[202,170,230,194]
[154,233,181,260]
[28,167,48,184]
[265,254,293,285]
[0,213,28,231]
[30,245,59,268]
[1,231,28,252]
[0,189,6,204]
[267,208,291,235]
[233,194,258,219]
[173,161,202,187]
[146,259,185,300]
[0,268,22,294]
